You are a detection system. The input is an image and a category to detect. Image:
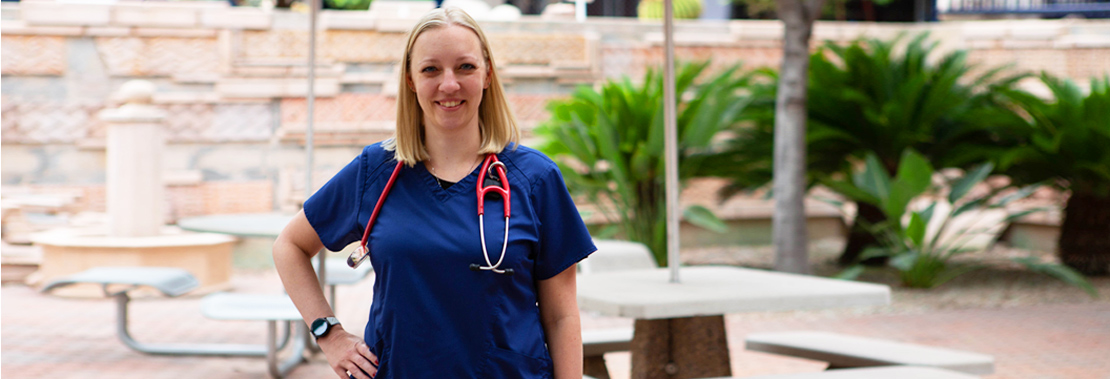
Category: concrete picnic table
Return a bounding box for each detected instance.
[177,212,372,306]
[576,266,891,379]
[177,212,295,239]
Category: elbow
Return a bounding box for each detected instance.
[272,232,315,267]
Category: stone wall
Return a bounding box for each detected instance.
[2,1,1108,217]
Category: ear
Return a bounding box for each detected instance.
[484,64,492,89]
[406,75,415,92]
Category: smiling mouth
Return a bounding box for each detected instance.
[437,100,463,108]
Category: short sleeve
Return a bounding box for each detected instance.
[532,164,596,280]
[303,154,364,252]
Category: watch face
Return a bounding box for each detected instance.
[312,319,328,336]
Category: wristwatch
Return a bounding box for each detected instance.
[311,316,341,340]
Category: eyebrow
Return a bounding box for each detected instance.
[416,54,482,67]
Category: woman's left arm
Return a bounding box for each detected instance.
[537,264,582,379]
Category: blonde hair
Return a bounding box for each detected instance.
[384,7,520,166]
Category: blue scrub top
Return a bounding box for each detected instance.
[304,142,596,378]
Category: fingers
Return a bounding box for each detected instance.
[322,333,379,379]
[348,340,379,378]
[357,342,379,367]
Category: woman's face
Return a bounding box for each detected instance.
[408,25,490,134]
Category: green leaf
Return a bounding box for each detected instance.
[856,154,892,200]
[820,177,881,205]
[682,205,729,233]
[894,148,934,195]
[1013,257,1099,298]
[918,202,937,227]
[906,211,927,247]
[951,197,988,218]
[948,162,994,204]
[593,223,622,239]
[859,246,895,261]
[995,184,1041,207]
[834,265,866,280]
[1003,207,1049,223]
[881,149,935,220]
[889,251,919,272]
[930,263,983,288]
[811,195,845,208]
[884,180,923,222]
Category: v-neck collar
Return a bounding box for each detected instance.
[419,161,482,201]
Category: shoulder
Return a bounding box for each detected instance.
[359,142,393,164]
[358,141,399,177]
[501,144,559,175]
[499,144,564,192]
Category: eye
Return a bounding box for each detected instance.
[420,66,438,73]
[460,63,477,70]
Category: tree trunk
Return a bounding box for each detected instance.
[862,0,876,21]
[630,316,731,379]
[838,201,888,266]
[1058,192,1110,276]
[772,0,825,274]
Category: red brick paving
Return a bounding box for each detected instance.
[3,269,1108,379]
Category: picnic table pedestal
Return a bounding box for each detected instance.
[576,266,891,379]
[632,316,731,378]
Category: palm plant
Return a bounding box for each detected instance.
[997,74,1110,275]
[535,61,755,266]
[698,33,1026,266]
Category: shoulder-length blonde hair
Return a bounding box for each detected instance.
[384,7,520,166]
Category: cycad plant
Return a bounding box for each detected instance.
[536,61,754,266]
[997,74,1110,275]
[698,33,1026,266]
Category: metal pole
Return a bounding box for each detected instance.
[663,0,680,284]
[307,0,326,292]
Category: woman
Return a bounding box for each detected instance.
[273,8,596,379]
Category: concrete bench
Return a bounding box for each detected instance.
[316,257,374,310]
[583,327,633,357]
[723,366,981,378]
[745,331,994,375]
[41,267,307,379]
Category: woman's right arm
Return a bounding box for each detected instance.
[273,211,379,379]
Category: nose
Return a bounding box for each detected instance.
[439,69,461,93]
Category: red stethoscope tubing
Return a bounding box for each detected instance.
[358,160,405,250]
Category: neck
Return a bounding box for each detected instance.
[424,123,482,182]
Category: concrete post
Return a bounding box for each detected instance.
[99,80,167,237]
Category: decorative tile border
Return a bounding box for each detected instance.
[1,101,102,144]
[1,99,272,144]
[95,37,220,77]
[0,36,67,76]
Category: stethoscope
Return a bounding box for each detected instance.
[346,154,514,275]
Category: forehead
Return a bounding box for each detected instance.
[410,24,484,62]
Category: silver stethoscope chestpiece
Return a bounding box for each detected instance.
[347,245,369,268]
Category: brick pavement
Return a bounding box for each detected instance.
[2,269,1108,379]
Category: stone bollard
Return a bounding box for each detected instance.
[98,80,167,238]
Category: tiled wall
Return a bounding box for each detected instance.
[2,2,1108,216]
